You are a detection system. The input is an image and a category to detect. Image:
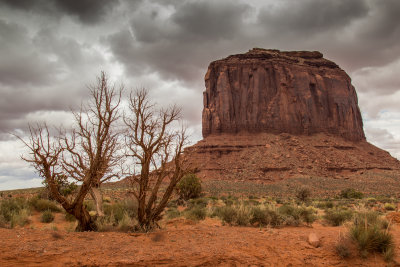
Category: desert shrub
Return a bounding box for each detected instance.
[335,241,351,259]
[104,203,124,223]
[324,209,353,226]
[212,203,251,226]
[0,214,7,228]
[103,200,138,224]
[250,206,282,227]
[353,211,388,229]
[95,215,114,232]
[383,247,395,262]
[97,210,135,232]
[296,187,311,202]
[235,205,251,226]
[222,199,234,206]
[10,208,30,228]
[29,197,61,212]
[340,188,363,199]
[185,205,207,221]
[0,198,31,228]
[188,198,209,208]
[315,201,334,209]
[166,208,181,219]
[299,207,317,225]
[350,211,394,260]
[384,203,396,211]
[213,206,237,224]
[277,204,317,226]
[117,212,134,232]
[176,173,202,201]
[278,204,301,226]
[41,210,55,223]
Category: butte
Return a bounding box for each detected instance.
[184,48,400,194]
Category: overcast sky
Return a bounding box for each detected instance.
[0,0,399,190]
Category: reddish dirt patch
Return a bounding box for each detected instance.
[1,218,399,266]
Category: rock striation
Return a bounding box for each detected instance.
[202,48,365,141]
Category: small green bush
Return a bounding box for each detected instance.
[324,209,353,226]
[350,211,394,260]
[176,173,202,201]
[213,206,237,224]
[10,208,30,228]
[0,198,31,228]
[29,198,61,212]
[103,200,138,225]
[299,207,317,225]
[166,208,181,219]
[278,204,301,226]
[250,206,282,227]
[235,205,251,226]
[188,198,208,208]
[0,214,7,228]
[41,210,55,223]
[315,201,334,209]
[384,203,396,211]
[185,206,207,221]
[340,188,363,199]
[296,187,311,202]
[0,198,30,222]
[117,212,134,232]
[335,242,351,259]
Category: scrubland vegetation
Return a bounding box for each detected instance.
[1,183,399,262]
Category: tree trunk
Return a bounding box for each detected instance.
[73,205,97,232]
[90,186,104,217]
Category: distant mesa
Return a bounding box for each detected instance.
[185,48,400,188]
[202,48,365,141]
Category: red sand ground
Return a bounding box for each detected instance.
[1,217,400,266]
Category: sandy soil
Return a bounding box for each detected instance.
[1,217,399,266]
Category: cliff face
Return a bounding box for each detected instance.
[202,48,365,141]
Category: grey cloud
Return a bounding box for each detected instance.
[0,20,110,137]
[0,0,120,24]
[364,126,400,159]
[109,0,251,83]
[0,20,58,86]
[257,0,369,35]
[172,1,250,41]
[352,59,400,95]
[360,0,400,41]
[54,0,120,24]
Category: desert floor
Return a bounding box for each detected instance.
[1,215,399,267]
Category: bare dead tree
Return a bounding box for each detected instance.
[19,72,122,231]
[124,89,188,231]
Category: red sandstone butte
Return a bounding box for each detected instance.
[202,48,365,141]
[184,48,400,185]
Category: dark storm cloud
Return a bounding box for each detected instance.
[0,19,57,86]
[257,0,369,35]
[0,0,120,24]
[172,1,250,41]
[108,0,251,83]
